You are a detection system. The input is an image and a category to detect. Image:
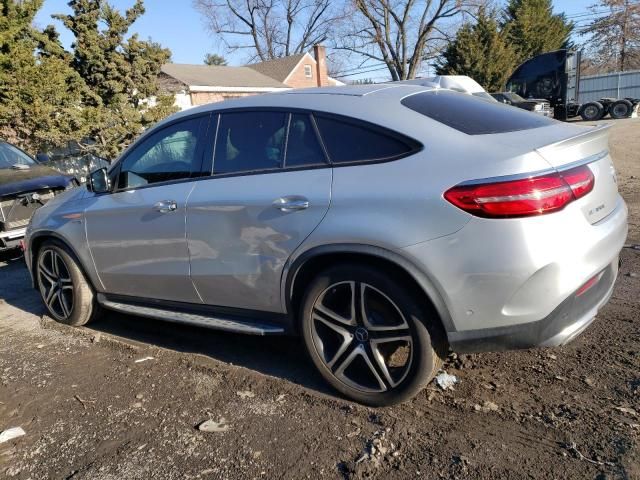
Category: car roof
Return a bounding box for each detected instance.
[166,84,433,117]
[152,84,440,134]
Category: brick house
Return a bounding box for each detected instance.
[247,45,333,89]
[160,45,342,110]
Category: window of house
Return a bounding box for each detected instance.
[304,65,313,78]
[213,112,287,174]
[284,114,326,167]
[314,116,417,163]
[118,117,203,189]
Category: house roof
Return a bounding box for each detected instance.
[246,53,309,83]
[161,64,289,89]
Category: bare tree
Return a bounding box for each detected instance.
[581,0,640,72]
[194,0,340,62]
[336,0,480,80]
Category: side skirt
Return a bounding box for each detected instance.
[96,294,287,336]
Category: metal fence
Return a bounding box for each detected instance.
[579,70,640,102]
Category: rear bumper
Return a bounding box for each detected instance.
[449,258,618,353]
[401,192,627,349]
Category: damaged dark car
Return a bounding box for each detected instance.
[0,141,76,251]
[490,92,553,117]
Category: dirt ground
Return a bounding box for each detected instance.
[1,119,639,480]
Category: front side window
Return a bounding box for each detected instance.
[213,112,287,174]
[118,117,203,189]
[315,116,416,163]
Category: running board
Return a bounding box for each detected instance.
[96,294,285,336]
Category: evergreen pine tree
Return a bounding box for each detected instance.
[436,8,518,92]
[204,53,227,66]
[503,0,574,63]
[0,0,91,153]
[54,0,178,158]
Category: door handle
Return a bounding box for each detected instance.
[272,195,310,212]
[154,200,178,213]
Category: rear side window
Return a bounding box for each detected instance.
[285,114,326,167]
[214,112,287,174]
[401,90,554,135]
[315,116,416,163]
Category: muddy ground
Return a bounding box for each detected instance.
[1,119,639,480]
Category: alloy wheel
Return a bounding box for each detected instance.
[310,281,413,393]
[38,249,74,321]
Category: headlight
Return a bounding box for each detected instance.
[534,104,543,111]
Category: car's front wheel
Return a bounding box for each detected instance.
[37,241,100,326]
[300,264,444,406]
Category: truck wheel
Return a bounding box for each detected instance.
[580,101,605,121]
[610,99,633,119]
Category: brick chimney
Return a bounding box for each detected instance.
[313,44,328,87]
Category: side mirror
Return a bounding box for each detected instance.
[87,168,111,193]
[35,153,50,163]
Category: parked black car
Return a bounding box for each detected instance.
[0,141,76,251]
[490,92,553,117]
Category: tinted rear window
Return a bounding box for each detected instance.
[315,116,416,163]
[401,90,554,135]
[213,111,287,174]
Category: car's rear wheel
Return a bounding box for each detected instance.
[37,241,100,326]
[300,264,444,406]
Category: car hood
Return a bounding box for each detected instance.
[521,98,548,104]
[0,165,73,197]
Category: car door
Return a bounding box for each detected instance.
[85,115,209,303]
[187,111,332,312]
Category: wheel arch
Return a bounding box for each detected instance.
[29,231,98,293]
[284,243,455,337]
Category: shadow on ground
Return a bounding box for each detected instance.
[90,311,328,393]
[0,250,330,396]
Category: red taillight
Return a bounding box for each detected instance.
[444,165,594,218]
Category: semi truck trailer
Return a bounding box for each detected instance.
[505,49,639,121]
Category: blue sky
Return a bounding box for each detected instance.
[34,0,596,72]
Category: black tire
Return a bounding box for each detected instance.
[610,99,633,119]
[580,101,605,121]
[36,240,100,326]
[300,264,445,406]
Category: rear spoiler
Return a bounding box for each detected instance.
[535,124,610,168]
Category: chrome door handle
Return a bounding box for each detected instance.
[272,196,310,212]
[154,200,178,213]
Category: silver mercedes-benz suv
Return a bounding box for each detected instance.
[25,84,628,405]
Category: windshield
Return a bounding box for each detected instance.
[0,142,35,169]
[472,91,497,102]
[506,92,525,102]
